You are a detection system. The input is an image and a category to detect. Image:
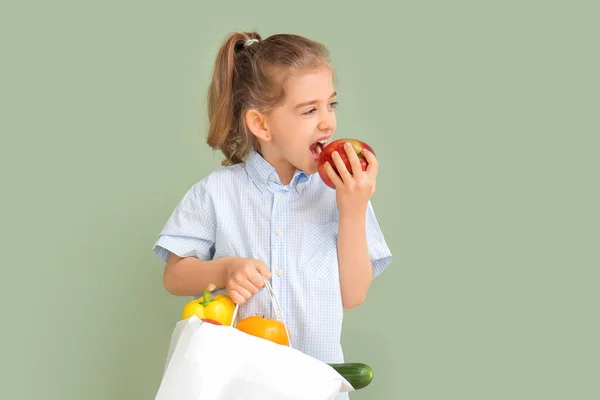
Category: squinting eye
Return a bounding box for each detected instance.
[303,108,316,115]
[329,101,338,108]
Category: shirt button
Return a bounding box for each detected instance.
[277,194,284,201]
[259,183,265,189]
[297,183,304,190]
[276,268,284,277]
[269,175,276,181]
[275,228,283,236]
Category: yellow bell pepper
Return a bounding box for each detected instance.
[181,283,235,325]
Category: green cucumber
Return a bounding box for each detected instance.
[328,362,373,390]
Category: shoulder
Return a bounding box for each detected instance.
[189,163,248,197]
[176,164,247,220]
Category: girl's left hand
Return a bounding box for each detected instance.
[324,141,379,216]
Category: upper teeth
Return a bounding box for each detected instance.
[318,140,327,145]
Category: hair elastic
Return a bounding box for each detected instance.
[244,38,259,47]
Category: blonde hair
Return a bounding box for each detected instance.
[206,32,331,166]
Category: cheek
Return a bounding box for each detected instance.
[270,113,305,137]
[265,110,290,134]
[283,120,312,142]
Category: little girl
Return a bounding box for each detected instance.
[153,31,392,399]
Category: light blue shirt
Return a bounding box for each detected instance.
[153,149,392,398]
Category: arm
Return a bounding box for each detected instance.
[156,180,270,303]
[163,253,231,296]
[324,141,379,309]
[163,253,272,304]
[337,210,373,308]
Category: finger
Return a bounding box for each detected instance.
[228,289,246,305]
[233,284,254,300]
[344,142,363,177]
[324,161,344,187]
[233,264,261,294]
[247,266,268,290]
[247,273,265,291]
[331,151,352,182]
[362,149,379,177]
[238,277,260,295]
[254,260,272,281]
[229,271,259,295]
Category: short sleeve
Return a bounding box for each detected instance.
[366,201,393,278]
[152,181,216,263]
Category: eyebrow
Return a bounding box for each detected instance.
[294,91,337,109]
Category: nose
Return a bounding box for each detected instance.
[317,109,336,132]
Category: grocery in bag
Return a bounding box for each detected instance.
[155,278,372,400]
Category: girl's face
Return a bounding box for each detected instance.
[258,65,337,183]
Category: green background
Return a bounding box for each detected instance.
[1,1,598,399]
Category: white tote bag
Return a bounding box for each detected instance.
[155,279,354,400]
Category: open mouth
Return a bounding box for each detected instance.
[309,138,328,160]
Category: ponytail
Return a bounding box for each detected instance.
[206,32,259,165]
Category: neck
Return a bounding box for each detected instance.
[258,145,295,185]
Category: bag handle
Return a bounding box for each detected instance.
[229,277,292,348]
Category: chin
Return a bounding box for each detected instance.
[303,165,317,175]
[301,159,319,175]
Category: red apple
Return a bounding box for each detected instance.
[317,138,375,189]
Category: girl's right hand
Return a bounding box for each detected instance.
[224,257,272,305]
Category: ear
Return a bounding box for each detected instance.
[245,109,272,142]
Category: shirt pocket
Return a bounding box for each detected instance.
[301,221,339,280]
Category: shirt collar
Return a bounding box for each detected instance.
[245,148,312,193]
